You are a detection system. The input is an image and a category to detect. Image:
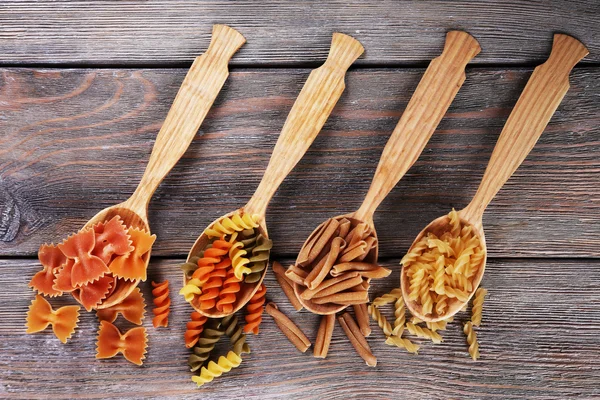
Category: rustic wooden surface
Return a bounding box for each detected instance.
[1,1,599,398]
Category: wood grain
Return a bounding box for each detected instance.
[2,257,599,399]
[1,67,598,258]
[0,1,598,65]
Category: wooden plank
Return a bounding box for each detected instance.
[0,1,598,65]
[0,67,598,257]
[1,257,599,399]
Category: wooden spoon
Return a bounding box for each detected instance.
[77,24,246,309]
[294,31,482,315]
[184,32,365,318]
[401,33,589,322]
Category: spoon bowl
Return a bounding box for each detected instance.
[182,33,365,318]
[294,31,481,315]
[400,33,588,323]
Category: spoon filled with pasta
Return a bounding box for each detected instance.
[400,34,588,323]
[289,31,481,315]
[180,33,365,318]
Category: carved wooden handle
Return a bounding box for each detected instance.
[126,24,245,215]
[353,31,481,222]
[460,34,588,226]
[244,33,364,218]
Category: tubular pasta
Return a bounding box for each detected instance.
[30,243,66,297]
[314,314,335,358]
[265,302,310,352]
[353,303,371,337]
[26,295,80,343]
[96,287,146,325]
[338,312,377,367]
[96,320,148,366]
[272,261,303,311]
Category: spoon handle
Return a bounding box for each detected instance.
[244,33,364,218]
[353,31,480,223]
[460,34,588,226]
[125,25,245,217]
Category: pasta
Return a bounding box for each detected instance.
[272,261,303,311]
[314,314,335,358]
[405,322,443,344]
[74,273,115,311]
[97,287,146,325]
[401,209,485,319]
[338,312,377,367]
[385,335,420,354]
[216,268,241,314]
[245,234,272,283]
[371,288,403,307]
[471,287,488,326]
[392,296,405,337]
[188,319,225,372]
[221,314,251,355]
[52,259,76,293]
[30,243,66,297]
[229,240,251,280]
[244,284,266,334]
[204,211,260,238]
[151,280,170,328]
[91,216,133,264]
[192,351,242,387]
[463,322,480,360]
[181,256,201,278]
[108,228,156,282]
[185,312,208,348]
[26,295,80,343]
[368,304,392,336]
[265,302,311,352]
[58,228,109,287]
[353,303,371,337]
[96,320,148,366]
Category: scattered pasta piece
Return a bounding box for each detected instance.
[222,314,251,355]
[314,314,335,359]
[338,312,377,367]
[188,319,224,372]
[74,274,115,311]
[26,295,80,343]
[463,322,480,360]
[96,321,148,366]
[368,304,392,336]
[192,351,242,387]
[58,228,109,287]
[371,288,403,307]
[385,335,420,354]
[392,296,406,337]
[353,303,371,337]
[471,287,488,326]
[109,228,155,281]
[272,261,303,311]
[185,312,208,348]
[151,280,171,328]
[244,284,266,334]
[92,216,134,264]
[96,287,146,325]
[265,302,311,352]
[30,244,66,297]
[405,322,443,344]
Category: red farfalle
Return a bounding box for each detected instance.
[73,274,115,311]
[92,216,134,264]
[52,259,76,293]
[29,244,67,297]
[57,228,109,287]
[26,295,80,343]
[96,321,148,366]
[108,228,155,282]
[96,287,146,325]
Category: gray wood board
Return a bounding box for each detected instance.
[1,67,598,258]
[0,1,598,65]
[1,258,599,399]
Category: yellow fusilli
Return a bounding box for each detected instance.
[204,212,260,238]
[463,322,480,360]
[191,351,242,387]
[406,322,443,344]
[471,287,488,326]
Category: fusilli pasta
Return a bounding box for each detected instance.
[151,280,170,328]
[191,351,242,387]
[244,284,266,334]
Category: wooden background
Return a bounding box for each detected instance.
[1,1,599,399]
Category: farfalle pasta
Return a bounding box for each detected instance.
[29,244,66,297]
[96,287,146,325]
[96,320,148,366]
[109,228,155,282]
[58,228,109,287]
[401,209,485,319]
[26,295,80,343]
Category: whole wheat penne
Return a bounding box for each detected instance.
[297,221,328,267]
[300,272,360,300]
[312,291,368,305]
[311,275,364,299]
[306,218,340,265]
[265,303,310,348]
[338,313,376,367]
[304,237,346,290]
[313,314,335,358]
[353,303,371,337]
[339,241,368,263]
[272,262,303,311]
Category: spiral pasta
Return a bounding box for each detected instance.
[244,284,266,334]
[198,258,229,310]
[471,287,488,326]
[221,314,251,355]
[392,296,405,337]
[463,321,480,360]
[245,234,272,283]
[188,320,225,372]
[367,304,392,336]
[229,240,251,280]
[371,288,403,307]
[185,312,208,348]
[151,280,170,328]
[204,211,260,238]
[405,322,443,344]
[191,351,242,387]
[216,268,241,314]
[180,255,201,278]
[385,335,420,354]
[402,208,485,319]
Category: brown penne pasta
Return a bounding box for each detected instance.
[312,291,368,305]
[331,262,380,276]
[304,237,346,290]
[272,262,303,311]
[339,241,368,263]
[297,220,329,267]
[357,266,392,279]
[300,272,359,300]
[265,303,311,352]
[311,275,364,299]
[306,219,340,265]
[353,303,371,337]
[338,313,376,367]
[356,236,378,261]
[313,314,335,358]
[285,265,309,286]
[337,218,352,239]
